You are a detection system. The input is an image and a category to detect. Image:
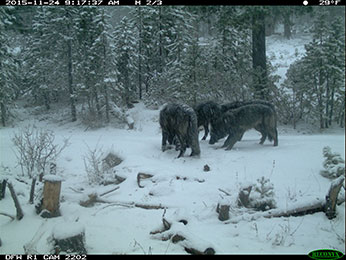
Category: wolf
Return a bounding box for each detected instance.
[159,103,201,158]
[194,101,223,140]
[209,104,278,150]
[221,100,276,113]
[220,100,277,142]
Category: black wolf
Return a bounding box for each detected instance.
[221,100,276,113]
[209,104,278,150]
[160,103,201,158]
[220,100,276,142]
[195,100,276,141]
[194,101,222,140]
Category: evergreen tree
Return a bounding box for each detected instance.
[75,7,103,117]
[26,7,57,110]
[0,7,18,126]
[93,8,117,123]
[323,16,345,128]
[113,16,138,107]
[283,8,345,128]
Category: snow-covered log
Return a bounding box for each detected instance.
[228,176,345,223]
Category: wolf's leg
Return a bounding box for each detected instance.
[201,123,209,140]
[225,132,242,150]
[162,131,168,152]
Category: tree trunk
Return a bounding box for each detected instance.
[265,15,275,36]
[328,77,336,126]
[138,7,143,100]
[1,102,6,127]
[325,75,330,128]
[158,7,164,73]
[252,9,268,100]
[66,10,77,122]
[43,91,50,111]
[283,14,292,39]
[94,88,101,119]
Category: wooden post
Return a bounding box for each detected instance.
[41,175,64,218]
[29,178,37,204]
[7,182,24,220]
[0,179,7,200]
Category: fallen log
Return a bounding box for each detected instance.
[228,176,345,223]
[79,192,165,210]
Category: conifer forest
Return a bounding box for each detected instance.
[0,6,345,129]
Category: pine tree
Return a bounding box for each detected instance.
[323,16,345,128]
[282,8,345,128]
[113,16,138,107]
[0,7,18,126]
[26,7,57,110]
[93,8,116,123]
[48,7,79,122]
[75,7,104,118]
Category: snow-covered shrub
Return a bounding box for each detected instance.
[238,177,276,211]
[83,145,104,185]
[320,146,345,179]
[12,125,69,178]
[83,145,123,185]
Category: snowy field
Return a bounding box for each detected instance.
[0,34,345,255]
[0,101,344,254]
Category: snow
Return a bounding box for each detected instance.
[43,175,64,183]
[52,222,85,240]
[266,32,312,87]
[0,34,345,255]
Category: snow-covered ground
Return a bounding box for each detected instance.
[0,34,344,255]
[1,101,344,254]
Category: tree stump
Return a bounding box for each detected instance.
[217,198,230,221]
[237,185,252,207]
[52,222,87,254]
[40,175,64,218]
